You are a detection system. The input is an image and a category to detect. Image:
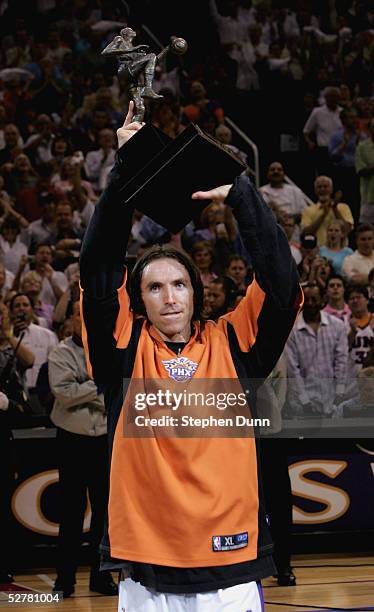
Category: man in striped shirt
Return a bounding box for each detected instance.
[286,282,348,416]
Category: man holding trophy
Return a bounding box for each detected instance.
[79,28,301,612]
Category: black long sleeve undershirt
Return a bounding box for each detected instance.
[226,175,299,309]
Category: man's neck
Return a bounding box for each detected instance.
[329,298,345,310]
[156,325,192,343]
[269,182,283,189]
[353,310,370,322]
[304,311,321,324]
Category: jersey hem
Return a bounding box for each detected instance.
[108,548,259,567]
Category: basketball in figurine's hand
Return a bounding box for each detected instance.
[170,37,188,55]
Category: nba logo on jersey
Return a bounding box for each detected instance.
[212,536,221,551]
[162,356,198,382]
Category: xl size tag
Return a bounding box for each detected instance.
[212,532,248,552]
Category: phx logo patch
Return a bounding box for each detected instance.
[162,356,198,382]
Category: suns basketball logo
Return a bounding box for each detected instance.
[161,356,198,382]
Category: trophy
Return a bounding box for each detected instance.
[102,27,188,122]
[101,27,246,234]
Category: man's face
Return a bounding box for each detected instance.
[99,129,114,150]
[326,279,344,302]
[348,291,368,318]
[56,204,73,231]
[140,258,194,342]
[37,115,52,136]
[301,246,318,261]
[42,201,56,222]
[357,230,374,256]
[35,246,52,266]
[227,259,246,284]
[208,283,226,313]
[11,295,33,323]
[93,111,109,129]
[315,177,332,201]
[325,89,340,109]
[267,162,284,186]
[193,248,212,270]
[4,125,19,148]
[303,286,322,318]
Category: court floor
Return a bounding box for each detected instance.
[0,553,373,611]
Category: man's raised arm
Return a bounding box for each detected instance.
[80,102,143,298]
[79,103,143,384]
[193,175,300,308]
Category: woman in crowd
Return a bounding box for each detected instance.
[20,270,54,329]
[52,155,97,202]
[190,240,217,287]
[320,219,353,275]
[0,217,28,275]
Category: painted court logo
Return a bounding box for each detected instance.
[161,356,198,382]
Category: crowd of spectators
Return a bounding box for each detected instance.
[0,0,374,592]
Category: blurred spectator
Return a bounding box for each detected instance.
[323,274,351,328]
[303,87,342,174]
[50,136,72,176]
[329,108,365,223]
[182,81,224,126]
[13,161,57,222]
[0,217,28,275]
[53,201,83,270]
[8,292,57,390]
[369,268,374,312]
[207,276,238,321]
[301,175,353,245]
[52,154,97,202]
[0,262,14,302]
[260,161,307,217]
[4,153,39,197]
[14,243,68,306]
[215,124,248,164]
[24,114,55,166]
[28,57,66,115]
[20,271,54,329]
[0,301,35,392]
[209,0,248,46]
[84,128,115,193]
[355,97,373,137]
[279,214,302,265]
[347,284,374,371]
[25,192,57,253]
[355,118,374,223]
[0,124,23,165]
[190,241,217,287]
[0,108,23,150]
[225,254,249,291]
[298,233,319,282]
[342,223,374,284]
[286,283,348,416]
[49,302,116,598]
[319,219,353,274]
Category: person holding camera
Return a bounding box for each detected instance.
[8,293,57,391]
[0,302,34,582]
